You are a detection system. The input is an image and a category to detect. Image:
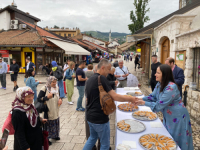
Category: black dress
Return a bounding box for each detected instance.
[12,110,43,150]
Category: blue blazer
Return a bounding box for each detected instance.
[23,62,35,71]
[172,65,185,97]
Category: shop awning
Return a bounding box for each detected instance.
[47,38,91,55]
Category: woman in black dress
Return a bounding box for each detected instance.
[12,86,47,150]
[134,54,140,71]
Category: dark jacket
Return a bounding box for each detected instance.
[23,62,35,71]
[52,66,63,81]
[10,63,19,75]
[173,65,185,97]
[12,110,43,150]
[135,57,139,63]
[113,61,119,68]
[107,74,116,90]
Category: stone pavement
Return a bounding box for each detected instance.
[0,59,199,150]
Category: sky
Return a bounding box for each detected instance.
[1,0,179,33]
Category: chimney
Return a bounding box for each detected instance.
[46,26,48,29]
[11,1,17,8]
[26,12,30,15]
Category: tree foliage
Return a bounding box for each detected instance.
[54,25,60,29]
[128,0,150,34]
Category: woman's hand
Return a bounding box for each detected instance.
[27,148,30,150]
[58,99,62,106]
[42,119,48,124]
[47,93,53,99]
[72,75,76,78]
[135,98,145,106]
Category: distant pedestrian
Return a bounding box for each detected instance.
[63,60,70,80]
[134,54,140,71]
[21,57,35,72]
[24,68,41,102]
[113,60,119,68]
[126,54,129,62]
[85,64,94,79]
[107,67,118,90]
[150,55,161,91]
[65,61,76,105]
[37,76,62,145]
[165,57,185,97]
[76,61,88,111]
[12,87,47,150]
[10,59,19,91]
[0,57,8,90]
[114,60,129,88]
[51,61,65,99]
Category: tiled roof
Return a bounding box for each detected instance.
[71,38,96,50]
[0,29,44,46]
[83,40,108,51]
[82,34,109,45]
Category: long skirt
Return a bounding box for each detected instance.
[47,118,60,139]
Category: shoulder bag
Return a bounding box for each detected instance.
[120,67,127,80]
[98,75,116,115]
[35,88,48,114]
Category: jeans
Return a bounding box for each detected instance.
[57,80,65,98]
[0,73,6,88]
[83,121,110,150]
[33,90,37,102]
[77,86,85,109]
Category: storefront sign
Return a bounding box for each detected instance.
[176,54,184,61]
[0,50,9,57]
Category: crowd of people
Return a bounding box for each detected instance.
[0,54,194,150]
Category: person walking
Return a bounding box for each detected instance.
[37,76,62,145]
[76,61,87,111]
[114,60,129,88]
[51,61,65,99]
[63,60,70,80]
[24,68,41,102]
[12,87,47,150]
[107,67,118,90]
[126,54,129,62]
[165,57,185,97]
[65,61,75,105]
[83,59,136,150]
[150,55,161,91]
[0,57,8,90]
[134,54,140,71]
[21,57,35,72]
[10,59,20,91]
[135,64,193,150]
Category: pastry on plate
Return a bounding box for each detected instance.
[118,103,139,112]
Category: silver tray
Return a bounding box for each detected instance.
[132,111,158,121]
[117,104,139,112]
[139,134,177,150]
[126,92,143,96]
[117,119,146,134]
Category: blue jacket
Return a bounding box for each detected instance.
[24,77,39,91]
[173,65,185,97]
[65,68,74,80]
[23,62,35,71]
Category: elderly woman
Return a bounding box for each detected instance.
[37,76,62,145]
[24,68,41,102]
[12,87,47,150]
[107,67,118,90]
[85,64,94,79]
[136,64,193,150]
[65,61,75,105]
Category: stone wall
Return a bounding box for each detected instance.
[186,89,200,125]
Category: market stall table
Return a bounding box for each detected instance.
[115,88,181,150]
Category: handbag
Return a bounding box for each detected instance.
[35,88,48,114]
[98,75,116,115]
[2,112,15,135]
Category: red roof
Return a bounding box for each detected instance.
[71,38,96,50]
[83,40,108,51]
[0,30,44,46]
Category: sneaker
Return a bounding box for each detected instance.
[52,137,60,140]
[79,107,85,111]
[48,140,52,146]
[68,101,74,105]
[3,87,6,90]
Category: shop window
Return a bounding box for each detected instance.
[10,52,21,67]
[68,34,71,37]
[37,53,43,74]
[64,34,66,37]
[193,48,200,90]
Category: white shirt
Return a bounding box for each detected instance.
[114,66,129,80]
[26,62,30,71]
[63,64,69,77]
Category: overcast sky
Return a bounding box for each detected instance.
[1,0,179,33]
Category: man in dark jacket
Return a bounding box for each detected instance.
[165,57,185,97]
[10,59,19,91]
[21,57,35,72]
[107,67,118,90]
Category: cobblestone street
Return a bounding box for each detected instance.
[0,59,199,150]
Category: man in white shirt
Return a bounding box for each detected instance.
[63,60,71,79]
[114,60,129,88]
[21,58,35,72]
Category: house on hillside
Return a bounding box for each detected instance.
[130,0,200,124]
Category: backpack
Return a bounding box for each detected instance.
[98,75,116,115]
[54,67,63,81]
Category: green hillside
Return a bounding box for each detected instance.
[82,31,130,44]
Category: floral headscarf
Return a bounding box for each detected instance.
[46,76,59,99]
[12,86,38,127]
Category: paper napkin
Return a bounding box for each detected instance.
[150,122,163,128]
[122,141,137,149]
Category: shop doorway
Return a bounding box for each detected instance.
[161,38,170,64]
[25,52,32,66]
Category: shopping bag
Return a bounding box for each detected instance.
[2,112,15,135]
[63,81,67,94]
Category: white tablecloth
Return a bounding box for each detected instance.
[115,88,181,150]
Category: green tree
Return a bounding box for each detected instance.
[128,0,150,34]
[54,25,60,29]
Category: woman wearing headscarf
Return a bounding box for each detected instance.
[24,68,41,102]
[12,87,47,150]
[37,76,62,145]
